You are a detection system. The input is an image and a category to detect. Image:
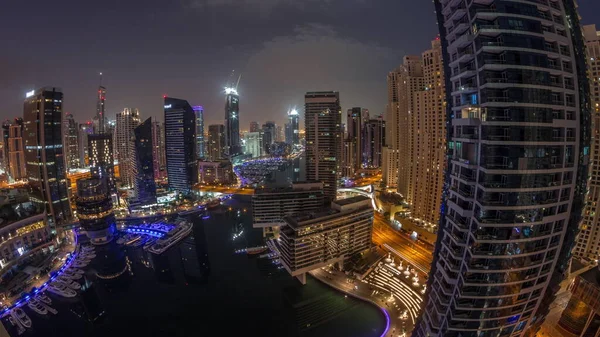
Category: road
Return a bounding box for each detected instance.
[372,213,433,274]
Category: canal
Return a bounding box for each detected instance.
[3,197,385,337]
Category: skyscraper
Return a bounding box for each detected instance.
[574,24,600,262]
[245,131,263,158]
[415,2,590,337]
[23,87,72,227]
[207,124,225,161]
[78,122,94,167]
[88,134,116,193]
[1,120,10,174]
[395,39,446,226]
[116,108,140,188]
[64,112,80,170]
[76,176,116,245]
[95,85,107,134]
[224,88,241,157]
[164,97,196,195]
[347,107,368,171]
[8,119,26,181]
[363,116,385,168]
[250,121,260,133]
[287,109,300,146]
[194,106,205,159]
[132,117,156,205]
[151,120,166,181]
[262,121,276,154]
[275,125,284,142]
[305,91,341,203]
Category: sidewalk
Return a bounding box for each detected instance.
[311,268,413,337]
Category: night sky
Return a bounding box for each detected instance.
[1,0,599,128]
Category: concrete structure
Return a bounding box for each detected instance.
[557,266,600,337]
[575,25,600,263]
[415,1,591,337]
[0,212,49,268]
[363,115,386,169]
[165,97,197,195]
[197,160,234,185]
[245,131,263,158]
[64,113,80,170]
[347,107,368,171]
[207,124,225,161]
[278,195,373,284]
[116,108,140,188]
[194,106,205,159]
[24,87,72,227]
[76,177,116,245]
[305,91,342,203]
[7,119,26,181]
[78,121,94,167]
[151,120,166,181]
[252,181,324,237]
[224,88,241,158]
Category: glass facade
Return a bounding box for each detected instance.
[164,97,197,195]
[224,92,241,157]
[193,106,205,159]
[133,117,157,205]
[76,176,116,245]
[415,1,591,337]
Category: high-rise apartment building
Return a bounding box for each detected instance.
[395,39,447,225]
[249,121,260,132]
[347,107,368,171]
[23,87,72,227]
[1,120,9,175]
[575,25,600,262]
[363,116,386,168]
[7,119,26,181]
[245,131,263,158]
[151,120,166,181]
[164,97,196,195]
[207,124,225,161]
[278,195,373,284]
[64,113,79,170]
[287,109,300,146]
[194,106,205,159]
[415,2,590,337]
[224,88,241,158]
[132,117,156,206]
[95,85,107,134]
[341,139,356,178]
[262,121,276,154]
[78,121,94,167]
[88,133,116,194]
[116,108,140,188]
[275,125,284,142]
[305,91,342,203]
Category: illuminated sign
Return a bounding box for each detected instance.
[164,104,172,109]
[25,90,35,98]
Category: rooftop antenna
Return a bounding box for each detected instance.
[99,72,103,86]
[235,74,242,91]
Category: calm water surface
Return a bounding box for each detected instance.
[4,198,385,337]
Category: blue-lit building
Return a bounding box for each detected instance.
[132,117,156,206]
[194,106,205,160]
[23,87,72,227]
[224,88,241,158]
[415,1,591,337]
[76,176,116,245]
[164,97,197,195]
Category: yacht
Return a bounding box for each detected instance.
[67,267,84,275]
[35,293,52,305]
[47,283,77,298]
[145,222,193,255]
[62,271,82,280]
[27,299,47,315]
[81,246,95,252]
[8,316,17,326]
[12,308,32,328]
[80,252,96,259]
[56,279,81,290]
[73,261,88,268]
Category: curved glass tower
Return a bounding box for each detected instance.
[415,1,591,337]
[76,177,116,245]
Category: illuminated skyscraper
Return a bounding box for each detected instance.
[76,176,116,245]
[207,124,225,161]
[347,107,368,171]
[164,97,196,195]
[64,112,80,170]
[194,106,205,159]
[363,116,385,168]
[151,120,166,181]
[132,117,156,205]
[262,121,276,154]
[23,87,72,227]
[250,121,260,133]
[305,91,341,203]
[415,2,590,337]
[116,108,140,188]
[88,134,116,193]
[287,109,300,146]
[94,85,107,133]
[7,118,26,181]
[224,88,241,157]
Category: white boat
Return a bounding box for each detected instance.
[27,299,47,315]
[67,267,84,275]
[73,261,88,268]
[8,316,17,326]
[146,222,193,255]
[47,283,77,298]
[36,293,52,305]
[8,315,25,335]
[12,308,32,328]
[80,253,96,259]
[55,279,81,290]
[63,271,83,280]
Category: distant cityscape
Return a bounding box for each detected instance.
[0,1,599,337]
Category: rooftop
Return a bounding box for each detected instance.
[579,266,600,287]
[333,195,370,206]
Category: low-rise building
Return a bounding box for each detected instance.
[197,160,235,185]
[252,181,324,237]
[278,195,373,284]
[0,208,49,269]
